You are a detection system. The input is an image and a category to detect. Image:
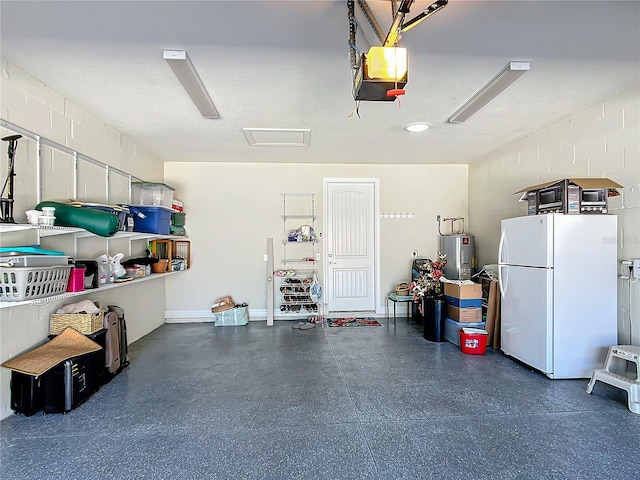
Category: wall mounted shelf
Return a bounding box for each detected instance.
[0,270,183,310]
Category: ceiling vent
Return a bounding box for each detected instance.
[242,128,311,147]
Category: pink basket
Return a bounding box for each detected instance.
[66,267,86,292]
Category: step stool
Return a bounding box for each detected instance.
[586,345,640,414]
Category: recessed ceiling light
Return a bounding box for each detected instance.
[404,122,431,133]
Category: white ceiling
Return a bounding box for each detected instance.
[1,0,639,165]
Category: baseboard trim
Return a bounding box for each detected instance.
[164,309,389,323]
[165,309,269,323]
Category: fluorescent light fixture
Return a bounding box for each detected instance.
[404,122,431,133]
[448,61,530,123]
[163,50,219,119]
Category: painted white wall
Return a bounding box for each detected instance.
[163,163,468,320]
[0,59,167,419]
[469,85,640,345]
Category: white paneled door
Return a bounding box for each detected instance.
[324,179,378,312]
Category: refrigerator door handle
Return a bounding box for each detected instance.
[498,229,506,265]
[498,229,507,298]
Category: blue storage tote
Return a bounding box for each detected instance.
[131,205,172,235]
[444,295,483,308]
[444,317,486,346]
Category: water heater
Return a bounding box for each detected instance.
[440,234,475,280]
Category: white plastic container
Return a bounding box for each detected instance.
[25,210,41,225]
[41,206,56,216]
[132,182,175,208]
[37,215,56,226]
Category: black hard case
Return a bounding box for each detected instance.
[10,371,44,416]
[42,354,97,414]
[49,329,108,389]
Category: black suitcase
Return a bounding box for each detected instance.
[42,354,96,414]
[108,305,130,371]
[10,371,44,416]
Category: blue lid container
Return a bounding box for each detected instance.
[131,205,172,235]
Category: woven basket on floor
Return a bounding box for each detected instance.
[49,310,104,335]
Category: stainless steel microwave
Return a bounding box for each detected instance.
[529,180,608,215]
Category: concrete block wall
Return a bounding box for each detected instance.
[0,58,168,420]
[469,85,640,344]
[1,59,161,185]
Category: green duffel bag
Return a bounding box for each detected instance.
[36,201,120,237]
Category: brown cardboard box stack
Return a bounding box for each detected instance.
[443,282,483,322]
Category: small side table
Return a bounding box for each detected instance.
[386,292,414,325]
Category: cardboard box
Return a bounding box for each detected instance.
[444,295,482,308]
[446,305,482,322]
[443,282,482,299]
[514,177,623,196]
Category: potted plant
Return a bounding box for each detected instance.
[410,252,448,342]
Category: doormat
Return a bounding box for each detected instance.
[1,327,101,376]
[327,317,381,327]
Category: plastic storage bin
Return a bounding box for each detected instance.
[171,212,186,227]
[132,182,175,208]
[132,205,172,235]
[0,265,72,301]
[0,255,70,268]
[66,267,86,292]
[445,318,486,346]
[214,306,249,326]
[459,328,489,355]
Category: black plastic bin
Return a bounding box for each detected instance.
[423,297,446,342]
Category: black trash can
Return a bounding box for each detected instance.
[423,297,446,342]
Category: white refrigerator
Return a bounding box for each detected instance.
[498,214,618,379]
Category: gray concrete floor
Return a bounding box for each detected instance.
[1,318,639,480]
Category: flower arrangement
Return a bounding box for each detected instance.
[410,252,448,301]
